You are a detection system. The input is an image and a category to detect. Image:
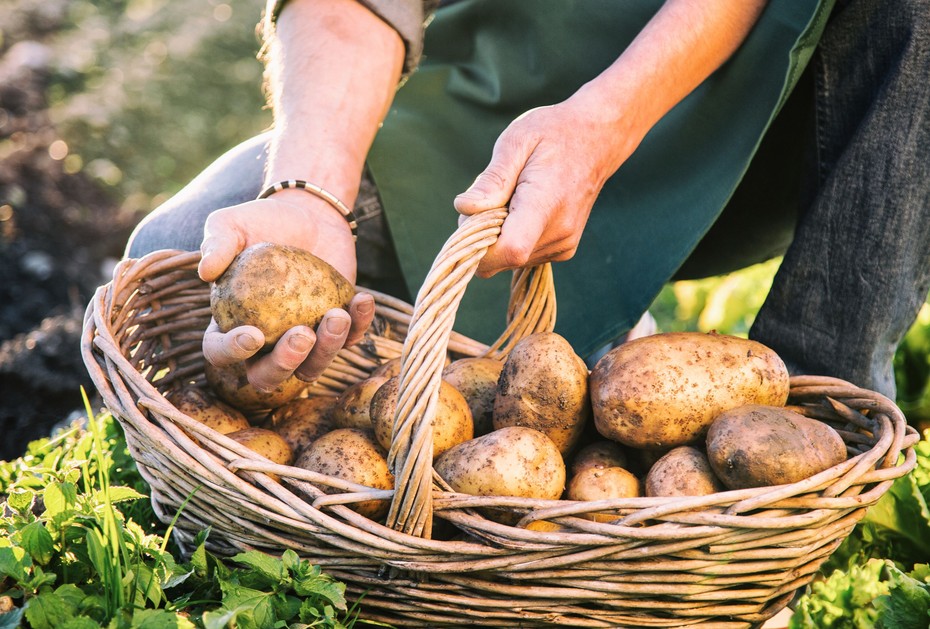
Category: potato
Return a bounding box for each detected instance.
[493,332,590,455]
[590,332,790,449]
[369,376,474,458]
[644,446,724,497]
[266,395,337,457]
[565,466,641,523]
[294,428,394,520]
[570,440,628,477]
[370,357,401,379]
[210,242,355,346]
[706,404,848,489]
[227,427,294,481]
[204,360,307,413]
[434,426,565,501]
[167,385,250,434]
[331,375,389,430]
[442,357,504,437]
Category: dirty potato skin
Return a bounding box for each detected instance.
[265,395,338,457]
[295,428,394,520]
[227,427,294,467]
[442,357,504,437]
[644,446,725,497]
[706,404,848,490]
[590,332,790,449]
[167,385,251,434]
[566,466,641,523]
[210,242,355,346]
[493,332,590,455]
[204,360,307,414]
[570,440,629,477]
[434,426,566,501]
[331,376,389,430]
[369,376,474,458]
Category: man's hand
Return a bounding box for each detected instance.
[454,0,767,278]
[197,193,375,391]
[453,100,636,278]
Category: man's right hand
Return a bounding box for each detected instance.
[197,194,374,392]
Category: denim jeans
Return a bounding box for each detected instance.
[125,0,930,398]
[749,0,930,398]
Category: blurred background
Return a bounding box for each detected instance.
[1,0,928,461]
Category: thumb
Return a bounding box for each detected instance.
[454,137,530,215]
[198,216,244,282]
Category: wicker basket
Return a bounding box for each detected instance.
[82,210,919,628]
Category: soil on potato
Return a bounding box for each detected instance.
[0,23,140,460]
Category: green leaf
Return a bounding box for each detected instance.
[875,562,930,629]
[293,574,347,613]
[230,551,286,586]
[131,608,198,629]
[19,521,55,566]
[93,486,146,505]
[790,559,888,629]
[6,489,35,515]
[43,482,78,519]
[860,472,930,560]
[59,617,102,629]
[54,583,87,609]
[202,607,242,629]
[0,546,31,583]
[24,589,80,629]
[220,583,288,629]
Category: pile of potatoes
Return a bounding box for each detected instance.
[170,243,850,526]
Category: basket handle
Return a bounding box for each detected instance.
[384,208,556,538]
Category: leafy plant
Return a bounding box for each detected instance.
[0,393,356,628]
[789,432,930,627]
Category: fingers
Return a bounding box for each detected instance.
[199,211,245,282]
[345,292,376,346]
[294,309,352,382]
[247,326,316,391]
[454,130,536,216]
[202,319,265,367]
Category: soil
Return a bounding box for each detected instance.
[0,32,141,460]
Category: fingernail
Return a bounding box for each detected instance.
[326,317,349,335]
[455,189,483,201]
[235,333,261,352]
[358,297,374,316]
[288,334,312,353]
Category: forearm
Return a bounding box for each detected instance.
[263,0,405,206]
[569,0,769,171]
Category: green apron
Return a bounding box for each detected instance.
[367,0,833,356]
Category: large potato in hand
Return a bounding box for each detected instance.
[210,242,355,346]
[706,405,847,489]
[590,332,789,449]
[493,332,590,455]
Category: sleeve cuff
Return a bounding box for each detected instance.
[265,0,437,76]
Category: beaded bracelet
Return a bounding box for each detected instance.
[257,179,359,241]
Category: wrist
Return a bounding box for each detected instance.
[258,183,357,242]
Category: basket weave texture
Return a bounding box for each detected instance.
[82,211,919,628]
